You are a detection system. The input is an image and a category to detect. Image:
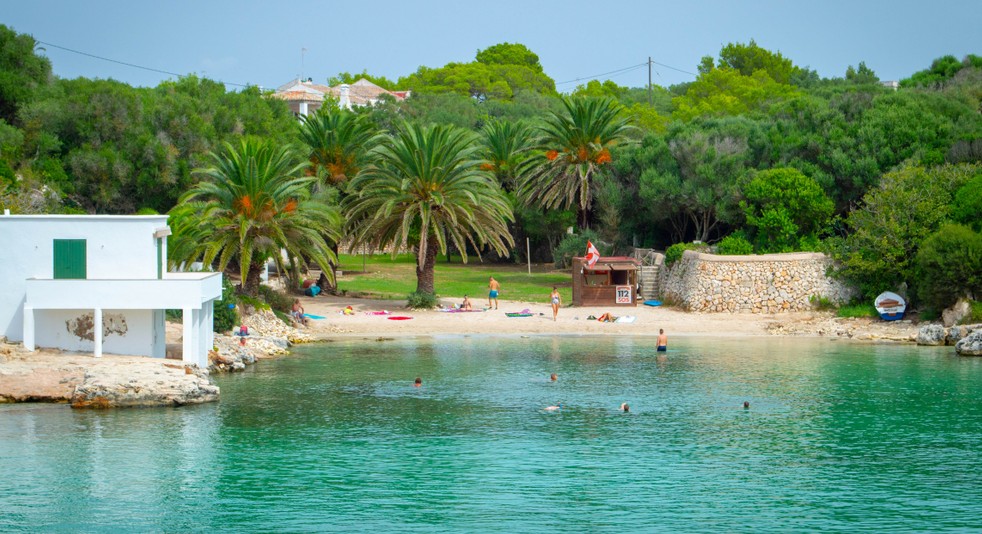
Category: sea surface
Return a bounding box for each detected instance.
[2,336,981,532]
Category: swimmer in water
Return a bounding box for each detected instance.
[544,404,562,411]
[620,403,630,412]
[550,373,558,381]
[656,329,667,352]
[743,401,750,409]
[414,377,422,387]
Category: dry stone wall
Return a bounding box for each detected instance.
[660,251,854,313]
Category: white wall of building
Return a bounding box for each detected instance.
[35,309,156,357]
[0,215,167,342]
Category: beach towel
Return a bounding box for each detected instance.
[439,308,484,313]
[614,315,637,323]
[387,316,413,321]
[365,310,391,316]
[643,300,662,307]
[303,313,326,320]
[506,312,533,317]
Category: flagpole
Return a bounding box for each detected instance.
[526,237,531,275]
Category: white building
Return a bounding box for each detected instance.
[0,213,222,368]
[272,78,410,116]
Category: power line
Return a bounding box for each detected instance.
[650,59,698,77]
[36,39,254,88]
[554,57,698,89]
[554,63,648,86]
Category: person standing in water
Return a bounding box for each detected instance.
[488,276,501,310]
[550,286,561,321]
[656,329,668,352]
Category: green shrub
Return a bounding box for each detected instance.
[837,303,879,318]
[809,294,836,311]
[965,301,982,324]
[258,285,294,313]
[665,242,701,266]
[213,276,238,333]
[913,224,982,310]
[919,308,940,322]
[407,291,438,309]
[553,229,601,269]
[716,234,753,255]
[741,167,834,254]
[135,207,159,215]
[952,175,982,232]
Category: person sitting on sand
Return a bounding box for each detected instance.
[291,299,309,327]
[461,295,472,311]
[598,312,616,323]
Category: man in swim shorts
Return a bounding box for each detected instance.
[488,276,501,310]
[657,328,668,352]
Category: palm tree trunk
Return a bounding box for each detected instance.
[243,262,264,296]
[415,238,438,294]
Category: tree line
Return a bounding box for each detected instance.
[1,25,979,312]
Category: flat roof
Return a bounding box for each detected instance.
[0,214,168,221]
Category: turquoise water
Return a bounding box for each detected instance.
[2,336,981,532]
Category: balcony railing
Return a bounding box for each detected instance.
[25,272,222,310]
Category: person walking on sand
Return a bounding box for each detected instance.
[488,276,501,310]
[550,286,561,321]
[656,328,668,352]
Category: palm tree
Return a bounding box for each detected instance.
[345,122,514,296]
[297,107,377,187]
[480,119,534,191]
[169,138,341,295]
[297,107,377,292]
[519,96,634,229]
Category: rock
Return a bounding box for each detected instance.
[916,325,947,346]
[955,330,982,356]
[70,365,219,408]
[942,299,971,327]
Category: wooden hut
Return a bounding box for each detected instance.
[571,256,640,307]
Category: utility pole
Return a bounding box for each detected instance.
[648,56,653,107]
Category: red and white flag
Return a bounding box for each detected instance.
[585,240,600,268]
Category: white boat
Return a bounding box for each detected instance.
[874,291,906,321]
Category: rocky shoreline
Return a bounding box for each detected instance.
[0,309,312,408]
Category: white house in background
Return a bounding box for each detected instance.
[0,213,222,368]
[272,77,410,116]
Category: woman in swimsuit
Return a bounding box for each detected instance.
[550,286,561,322]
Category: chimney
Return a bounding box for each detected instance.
[339,83,351,110]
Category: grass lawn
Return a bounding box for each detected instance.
[335,253,572,304]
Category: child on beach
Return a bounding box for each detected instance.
[550,287,561,321]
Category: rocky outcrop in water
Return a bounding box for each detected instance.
[955,330,982,356]
[71,364,219,408]
[917,323,982,348]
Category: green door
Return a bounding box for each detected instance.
[53,239,87,279]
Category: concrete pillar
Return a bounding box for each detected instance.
[299,101,308,116]
[94,308,103,358]
[182,307,196,367]
[204,302,214,355]
[151,309,166,358]
[196,306,207,366]
[23,306,35,351]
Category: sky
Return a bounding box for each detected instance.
[4,0,980,92]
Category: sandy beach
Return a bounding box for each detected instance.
[300,295,922,342]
